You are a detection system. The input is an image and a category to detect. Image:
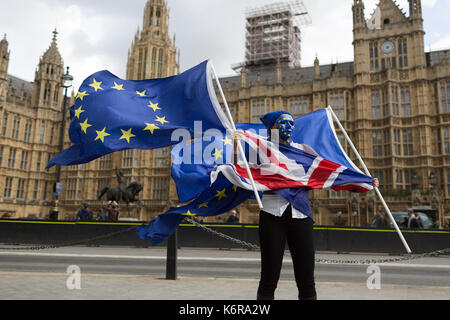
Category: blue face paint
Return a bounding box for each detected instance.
[275,114,295,141]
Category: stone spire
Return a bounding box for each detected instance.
[32,29,64,108]
[0,33,9,96]
[314,55,320,80]
[126,0,179,80]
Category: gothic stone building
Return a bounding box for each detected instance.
[0,0,180,221]
[215,0,450,226]
[55,0,180,221]
[0,30,75,219]
[1,0,449,227]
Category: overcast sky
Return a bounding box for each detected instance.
[0,0,449,91]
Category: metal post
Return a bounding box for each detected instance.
[165,228,178,280]
[51,67,72,220]
[327,106,412,253]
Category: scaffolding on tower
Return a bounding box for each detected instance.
[244,0,311,70]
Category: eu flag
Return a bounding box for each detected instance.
[136,172,255,246]
[170,129,234,203]
[46,60,231,169]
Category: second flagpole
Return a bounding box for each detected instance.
[327,106,412,254]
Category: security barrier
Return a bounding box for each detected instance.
[0,219,449,254]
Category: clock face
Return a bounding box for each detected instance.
[381,41,395,54]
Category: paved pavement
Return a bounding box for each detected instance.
[0,246,449,300]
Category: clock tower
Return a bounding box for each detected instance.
[353,0,426,76]
[351,0,431,194]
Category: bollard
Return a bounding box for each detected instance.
[165,229,178,280]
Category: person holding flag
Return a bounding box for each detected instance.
[48,56,385,299]
[232,110,379,300]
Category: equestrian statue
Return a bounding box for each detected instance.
[98,169,143,215]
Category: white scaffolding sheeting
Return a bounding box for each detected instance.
[244,0,311,68]
[245,0,312,28]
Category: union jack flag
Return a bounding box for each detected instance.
[211,130,373,194]
[138,114,375,246]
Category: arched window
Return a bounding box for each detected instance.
[151,48,157,78]
[157,48,163,78]
[155,9,161,26]
[53,87,59,102]
[149,7,153,26]
[43,82,51,101]
[398,38,408,68]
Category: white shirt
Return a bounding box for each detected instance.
[261,192,308,219]
[261,141,318,220]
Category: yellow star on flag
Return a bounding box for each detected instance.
[212,148,223,161]
[95,127,110,143]
[119,128,136,143]
[74,106,85,119]
[143,123,160,135]
[76,91,89,101]
[182,210,197,216]
[215,188,227,200]
[89,78,103,92]
[112,82,125,91]
[232,185,238,192]
[222,137,232,146]
[148,101,161,112]
[198,202,208,209]
[155,116,169,125]
[136,90,146,97]
[79,119,92,134]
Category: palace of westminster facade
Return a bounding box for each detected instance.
[0,0,449,227]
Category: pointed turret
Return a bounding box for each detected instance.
[32,29,64,109]
[0,33,9,75]
[352,0,366,30]
[276,58,282,84]
[126,0,178,80]
[0,33,9,97]
[314,55,320,80]
[240,65,246,88]
[409,0,422,20]
[142,0,169,39]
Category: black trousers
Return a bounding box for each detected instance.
[257,206,317,300]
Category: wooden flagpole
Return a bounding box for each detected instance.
[327,106,412,253]
[209,63,264,209]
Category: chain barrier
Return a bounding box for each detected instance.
[0,225,138,251]
[183,217,450,265]
[184,217,260,250]
[1,218,449,266]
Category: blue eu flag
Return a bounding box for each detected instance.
[170,129,234,203]
[136,172,255,246]
[46,60,231,169]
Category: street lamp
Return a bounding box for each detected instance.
[51,66,73,220]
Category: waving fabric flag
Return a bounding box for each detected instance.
[46,60,231,169]
[136,172,255,246]
[170,108,364,203]
[211,130,373,194]
[139,125,373,246]
[170,130,234,203]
